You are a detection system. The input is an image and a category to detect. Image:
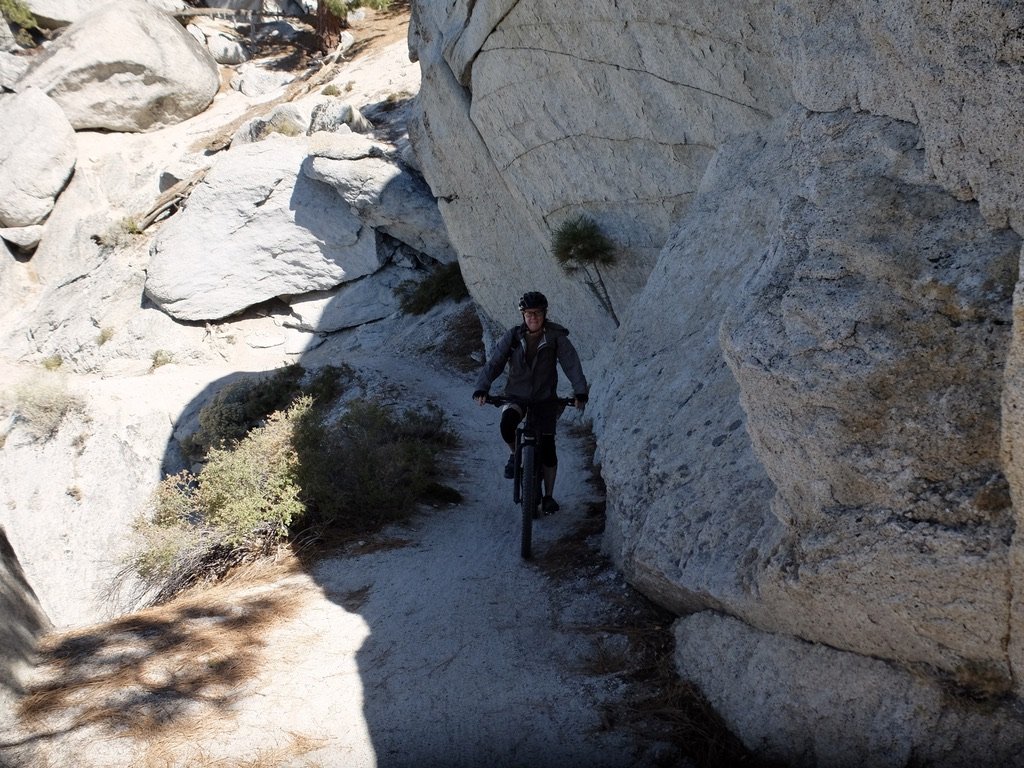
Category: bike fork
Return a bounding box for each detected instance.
[512,428,524,504]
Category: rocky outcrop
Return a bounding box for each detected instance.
[230,60,295,97]
[675,611,1024,768]
[145,136,382,322]
[145,126,452,323]
[0,51,28,89]
[602,105,1020,691]
[23,0,186,29]
[309,100,374,135]
[231,104,308,145]
[721,109,1017,676]
[283,265,410,333]
[18,0,219,131]
[304,131,456,264]
[0,87,76,229]
[409,0,793,351]
[0,23,438,740]
[408,0,1024,762]
[0,19,17,52]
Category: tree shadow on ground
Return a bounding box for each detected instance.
[2,575,302,752]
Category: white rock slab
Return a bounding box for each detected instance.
[18,0,218,131]
[282,266,410,333]
[0,51,28,88]
[23,0,186,28]
[305,132,455,263]
[0,87,76,228]
[207,31,249,65]
[230,61,294,97]
[0,225,43,251]
[146,137,383,322]
[308,100,373,134]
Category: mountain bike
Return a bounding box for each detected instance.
[485,395,576,559]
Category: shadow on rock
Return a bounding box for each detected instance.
[0,527,50,706]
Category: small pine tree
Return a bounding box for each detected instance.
[552,214,620,326]
[317,0,392,51]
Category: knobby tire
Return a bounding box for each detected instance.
[520,444,537,559]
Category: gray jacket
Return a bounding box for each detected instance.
[474,321,589,402]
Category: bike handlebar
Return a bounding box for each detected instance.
[484,395,577,408]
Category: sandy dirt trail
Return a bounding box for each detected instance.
[2,350,668,768]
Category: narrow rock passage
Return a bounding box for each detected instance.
[2,350,665,767]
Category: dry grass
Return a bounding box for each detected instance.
[16,559,307,749]
[140,731,326,768]
[12,376,85,441]
[437,303,485,373]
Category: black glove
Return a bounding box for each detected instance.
[473,390,488,400]
[574,393,589,405]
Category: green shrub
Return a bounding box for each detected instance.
[41,355,63,371]
[0,0,38,30]
[295,399,458,529]
[321,84,341,96]
[131,387,459,604]
[182,365,352,459]
[195,399,308,542]
[150,350,174,371]
[552,214,616,270]
[133,400,309,601]
[120,217,142,235]
[395,261,469,315]
[551,214,620,326]
[96,327,115,346]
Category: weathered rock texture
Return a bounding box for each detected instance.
[0,87,76,228]
[23,0,186,29]
[145,137,381,321]
[304,132,456,264]
[0,526,49,728]
[410,0,792,349]
[18,0,218,131]
[408,0,1024,762]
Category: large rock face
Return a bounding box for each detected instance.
[718,109,1018,676]
[409,0,792,351]
[409,0,1024,761]
[18,0,218,132]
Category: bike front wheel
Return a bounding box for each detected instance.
[519,444,537,559]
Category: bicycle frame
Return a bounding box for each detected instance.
[486,395,575,559]
[511,408,539,506]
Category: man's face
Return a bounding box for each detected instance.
[522,309,545,332]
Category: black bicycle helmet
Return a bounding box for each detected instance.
[518,291,548,311]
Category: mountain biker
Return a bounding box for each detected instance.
[472,291,589,514]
